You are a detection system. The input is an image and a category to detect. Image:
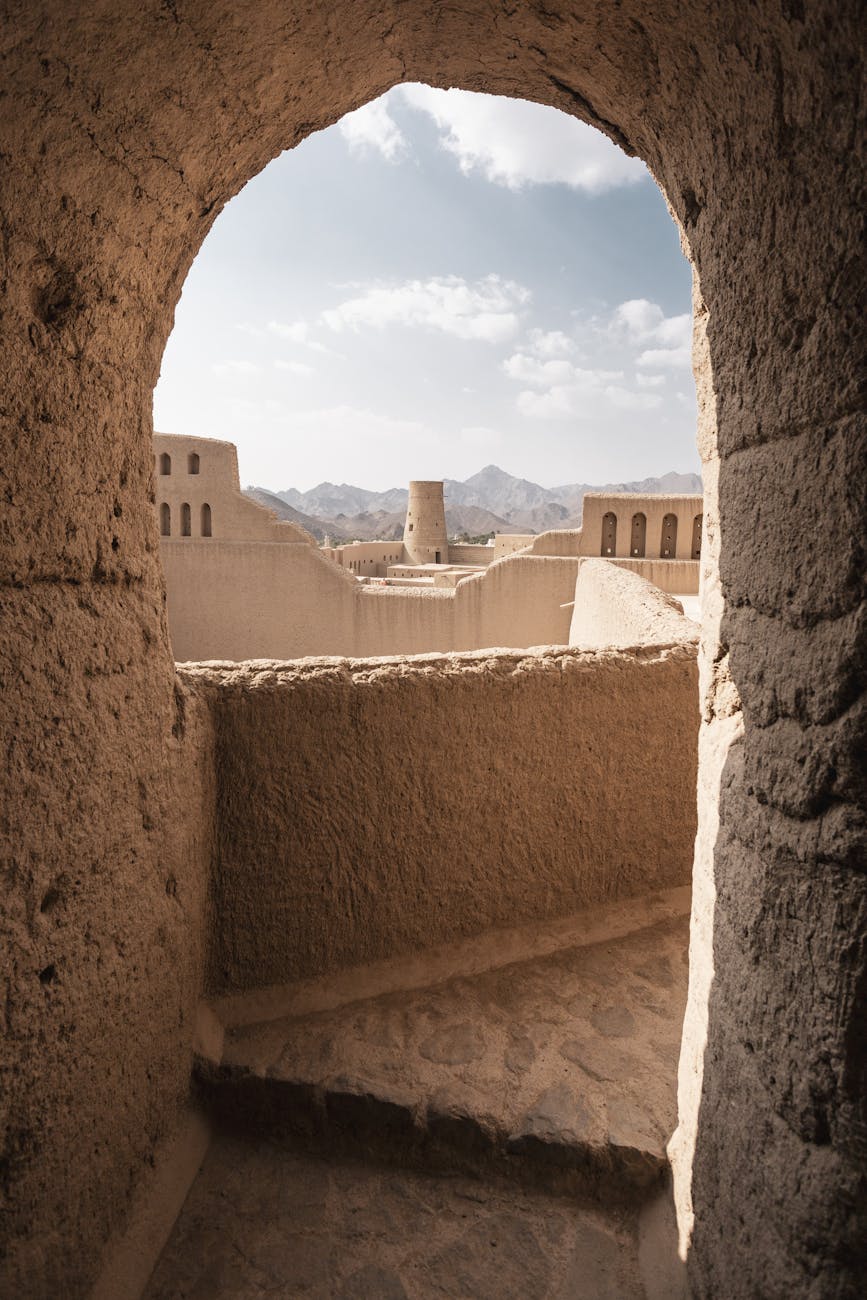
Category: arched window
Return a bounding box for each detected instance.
[188,452,200,474]
[159,502,171,537]
[692,513,703,559]
[600,511,617,556]
[630,512,646,557]
[201,503,212,537]
[159,452,171,475]
[660,512,678,558]
[181,502,191,537]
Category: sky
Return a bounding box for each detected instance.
[153,86,698,493]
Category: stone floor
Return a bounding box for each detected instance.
[148,898,690,1297]
[146,1139,673,1299]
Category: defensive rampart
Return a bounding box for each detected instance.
[569,559,699,648]
[162,545,580,660]
[181,642,699,996]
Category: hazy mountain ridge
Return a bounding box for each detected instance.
[245,465,702,542]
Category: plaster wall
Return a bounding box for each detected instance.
[569,559,698,649]
[580,494,703,561]
[324,540,406,576]
[154,434,314,545]
[186,645,699,995]
[162,543,578,661]
[447,543,497,565]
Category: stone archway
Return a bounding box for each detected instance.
[1,5,863,1297]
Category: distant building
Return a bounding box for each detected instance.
[153,432,701,660]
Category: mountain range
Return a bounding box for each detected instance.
[245,465,702,543]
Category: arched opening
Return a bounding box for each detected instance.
[159,452,171,475]
[691,513,703,559]
[201,503,212,537]
[661,512,678,558]
[5,9,860,1299]
[181,502,191,537]
[600,511,617,555]
[160,502,171,537]
[630,511,646,557]
[188,452,200,474]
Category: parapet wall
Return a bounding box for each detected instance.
[182,643,699,996]
[569,559,699,649]
[162,543,579,660]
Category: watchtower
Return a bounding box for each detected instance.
[403,480,448,565]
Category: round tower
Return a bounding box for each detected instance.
[403,480,448,565]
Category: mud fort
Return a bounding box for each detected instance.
[1,5,864,1300]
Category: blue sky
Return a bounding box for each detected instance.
[153,87,698,491]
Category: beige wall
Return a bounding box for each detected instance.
[324,539,406,576]
[569,558,699,649]
[4,6,863,1297]
[163,543,580,660]
[494,533,536,559]
[580,493,703,560]
[183,643,699,994]
[447,542,496,564]
[154,433,315,545]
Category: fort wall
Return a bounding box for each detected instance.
[569,559,698,649]
[162,544,579,660]
[184,643,699,995]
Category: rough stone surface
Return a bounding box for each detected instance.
[1,2,864,1296]
[144,1138,648,1300]
[183,646,698,992]
[203,914,688,1200]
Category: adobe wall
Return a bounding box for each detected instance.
[569,559,698,649]
[1,4,863,1297]
[447,542,497,565]
[185,645,698,994]
[581,493,703,560]
[324,539,406,576]
[162,543,578,660]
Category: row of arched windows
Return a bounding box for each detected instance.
[601,512,702,559]
[158,452,199,475]
[160,502,212,537]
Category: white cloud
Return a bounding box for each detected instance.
[267,320,310,343]
[274,360,314,376]
[603,385,663,410]
[211,359,263,376]
[524,328,577,359]
[502,353,578,386]
[338,98,407,161]
[636,372,666,388]
[610,299,692,368]
[267,319,333,355]
[279,405,424,442]
[400,85,646,192]
[321,274,530,343]
[636,344,692,369]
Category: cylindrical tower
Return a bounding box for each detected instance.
[403,480,448,565]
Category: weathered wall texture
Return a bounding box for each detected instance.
[162,544,579,660]
[1,3,864,1297]
[0,606,215,1297]
[183,646,699,995]
[569,559,698,649]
